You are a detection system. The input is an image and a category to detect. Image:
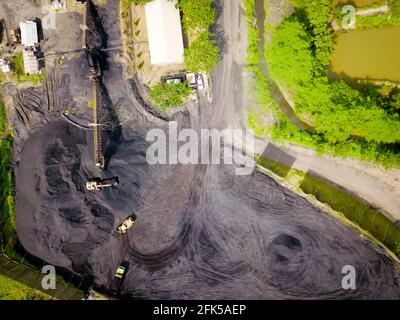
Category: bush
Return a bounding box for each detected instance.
[149,81,191,110]
[271,118,400,168]
[128,0,152,5]
[178,0,216,31]
[265,17,314,88]
[184,31,220,73]
[291,0,334,66]
[180,0,220,74]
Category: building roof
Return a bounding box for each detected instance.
[22,49,39,74]
[145,0,184,65]
[20,21,39,47]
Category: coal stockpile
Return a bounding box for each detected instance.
[12,0,400,299]
[14,120,400,299]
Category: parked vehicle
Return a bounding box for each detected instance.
[109,262,129,295]
[197,74,205,90]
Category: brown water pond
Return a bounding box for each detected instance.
[330,26,400,82]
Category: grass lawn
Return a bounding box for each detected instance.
[0,273,50,300]
[9,53,45,85]
[257,156,295,178]
[299,173,400,255]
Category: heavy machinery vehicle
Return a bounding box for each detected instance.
[86,49,101,80]
[116,215,136,237]
[109,262,129,295]
[86,177,119,191]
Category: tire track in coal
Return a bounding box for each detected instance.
[183,165,257,285]
[127,165,208,271]
[190,164,400,299]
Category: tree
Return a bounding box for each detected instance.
[267,16,400,145]
[390,93,400,110]
[291,0,334,66]
[389,0,400,17]
[178,0,216,31]
[129,0,152,5]
[184,32,220,73]
[266,16,314,88]
[149,81,191,110]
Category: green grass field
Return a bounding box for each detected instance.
[257,156,294,178]
[0,273,50,300]
[9,53,45,85]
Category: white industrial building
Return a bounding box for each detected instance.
[145,0,184,65]
[20,21,39,47]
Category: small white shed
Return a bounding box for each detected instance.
[20,21,39,47]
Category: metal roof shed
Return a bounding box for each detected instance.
[20,21,39,47]
[145,0,184,65]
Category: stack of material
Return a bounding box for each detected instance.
[22,49,39,74]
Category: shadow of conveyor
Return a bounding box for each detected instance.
[97,79,123,170]
[86,0,108,50]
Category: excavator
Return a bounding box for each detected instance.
[86,177,119,191]
[114,214,137,240]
